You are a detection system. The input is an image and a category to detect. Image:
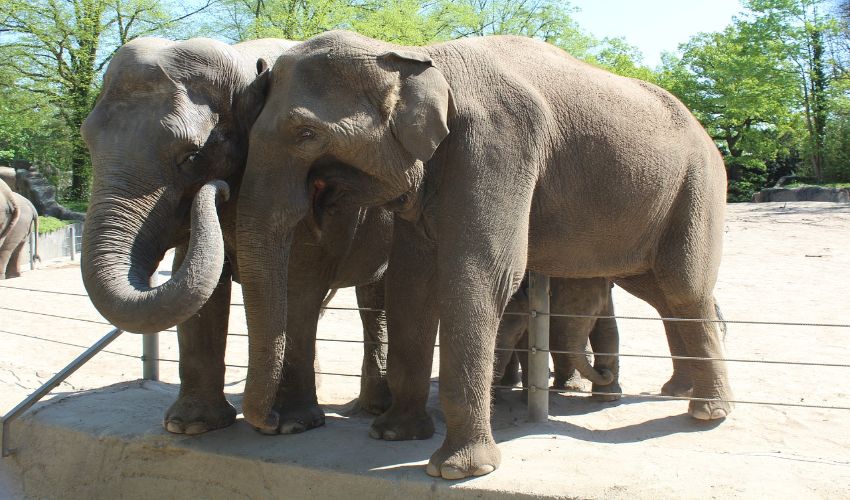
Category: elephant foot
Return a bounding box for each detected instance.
[553,369,586,392]
[274,401,325,434]
[369,408,434,441]
[591,381,622,402]
[358,378,392,415]
[5,272,20,279]
[164,394,236,435]
[689,386,734,420]
[425,437,501,480]
[660,374,693,397]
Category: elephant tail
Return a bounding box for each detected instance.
[318,289,338,318]
[714,298,727,342]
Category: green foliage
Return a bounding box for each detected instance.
[2,0,849,203]
[0,0,215,201]
[59,199,89,213]
[37,216,72,234]
[726,156,769,202]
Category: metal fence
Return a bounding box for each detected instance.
[2,272,850,458]
[24,222,83,265]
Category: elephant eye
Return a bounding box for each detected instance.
[179,151,200,165]
[297,127,315,141]
[177,150,204,179]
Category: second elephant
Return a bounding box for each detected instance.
[0,184,38,280]
[494,277,621,401]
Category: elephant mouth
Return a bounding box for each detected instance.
[305,159,391,238]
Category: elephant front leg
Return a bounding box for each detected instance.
[370,220,438,441]
[355,279,391,415]
[588,314,622,402]
[271,275,330,434]
[164,247,235,435]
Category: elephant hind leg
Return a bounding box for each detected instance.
[616,273,692,396]
[6,238,26,278]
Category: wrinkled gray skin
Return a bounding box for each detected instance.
[239,31,730,479]
[1,186,39,279]
[494,277,621,402]
[79,37,393,436]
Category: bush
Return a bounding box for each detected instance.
[37,216,72,234]
[726,156,767,202]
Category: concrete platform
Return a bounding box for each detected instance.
[5,379,848,499]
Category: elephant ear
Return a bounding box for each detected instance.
[378,51,456,163]
[235,58,271,131]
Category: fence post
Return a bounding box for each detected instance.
[28,230,35,270]
[527,271,550,422]
[142,270,161,381]
[142,333,159,381]
[68,225,76,261]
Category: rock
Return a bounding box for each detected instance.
[13,161,85,221]
[752,186,850,203]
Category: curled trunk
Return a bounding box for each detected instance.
[82,181,229,334]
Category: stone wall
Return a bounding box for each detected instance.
[752,186,850,203]
[8,160,85,221]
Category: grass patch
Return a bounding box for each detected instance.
[37,216,72,234]
[60,199,88,213]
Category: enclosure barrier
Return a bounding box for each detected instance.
[3,274,850,458]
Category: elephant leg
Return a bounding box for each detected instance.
[664,297,731,419]
[355,278,391,415]
[498,352,521,387]
[164,246,235,435]
[550,313,590,392]
[6,237,26,278]
[271,267,330,434]
[0,243,11,279]
[370,220,439,441]
[617,273,692,396]
[493,304,528,386]
[588,301,622,402]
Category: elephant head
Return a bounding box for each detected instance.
[238,30,455,429]
[80,37,294,334]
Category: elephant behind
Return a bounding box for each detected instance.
[0,186,39,279]
[494,277,621,401]
[80,37,393,436]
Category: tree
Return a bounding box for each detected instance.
[0,0,215,200]
[744,0,843,182]
[657,20,802,200]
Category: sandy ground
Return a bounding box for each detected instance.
[1,201,849,498]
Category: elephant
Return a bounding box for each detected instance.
[79,36,394,436]
[493,277,621,402]
[0,185,39,279]
[237,31,730,479]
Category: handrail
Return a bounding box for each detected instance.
[1,328,124,457]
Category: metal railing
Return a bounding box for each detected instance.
[2,272,850,458]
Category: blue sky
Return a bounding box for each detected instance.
[571,0,745,67]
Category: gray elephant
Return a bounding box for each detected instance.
[237,31,730,479]
[494,277,621,401]
[79,36,394,436]
[0,185,39,279]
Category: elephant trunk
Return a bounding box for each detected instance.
[82,180,229,334]
[237,156,311,432]
[568,350,615,386]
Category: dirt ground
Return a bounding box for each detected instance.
[1,201,850,498]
